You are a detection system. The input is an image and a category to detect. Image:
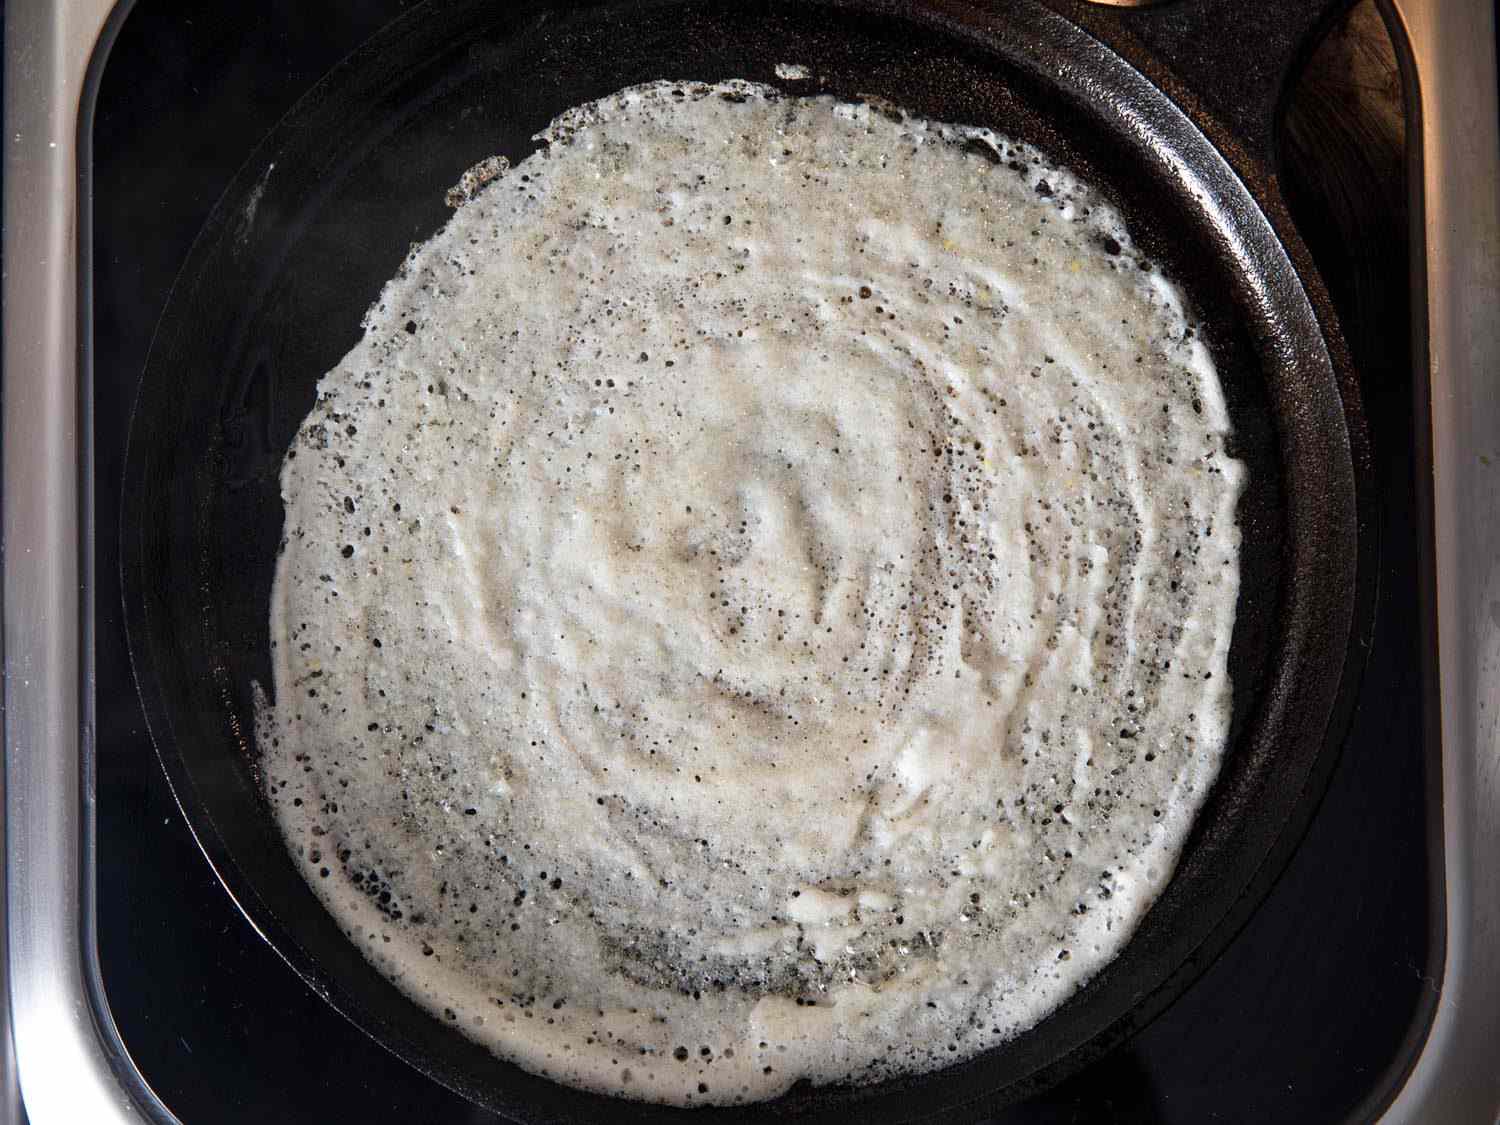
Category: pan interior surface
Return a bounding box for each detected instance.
[121,1,1356,1120]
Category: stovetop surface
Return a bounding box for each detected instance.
[90,3,1439,1121]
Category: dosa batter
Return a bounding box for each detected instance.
[259,80,1245,1106]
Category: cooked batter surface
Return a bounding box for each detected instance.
[260,80,1244,1106]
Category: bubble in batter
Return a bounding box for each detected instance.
[259,79,1245,1106]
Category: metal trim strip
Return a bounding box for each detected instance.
[3,1,174,1122]
[1380,0,1500,1117]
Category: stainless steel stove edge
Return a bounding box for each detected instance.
[3,1,172,1122]
[1,1,1493,1124]
[1379,0,1500,1118]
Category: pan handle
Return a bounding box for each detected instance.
[1058,0,1356,168]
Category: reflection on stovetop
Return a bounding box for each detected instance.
[91,3,1435,1122]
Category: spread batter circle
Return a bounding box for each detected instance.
[259,79,1245,1106]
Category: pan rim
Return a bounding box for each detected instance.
[118,1,1373,1120]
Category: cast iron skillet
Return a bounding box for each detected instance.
[121,0,1375,1119]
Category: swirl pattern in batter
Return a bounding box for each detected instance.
[260,79,1245,1106]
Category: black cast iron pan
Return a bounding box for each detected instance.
[120,0,1376,1120]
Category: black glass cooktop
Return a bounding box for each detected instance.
[90,3,1440,1121]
